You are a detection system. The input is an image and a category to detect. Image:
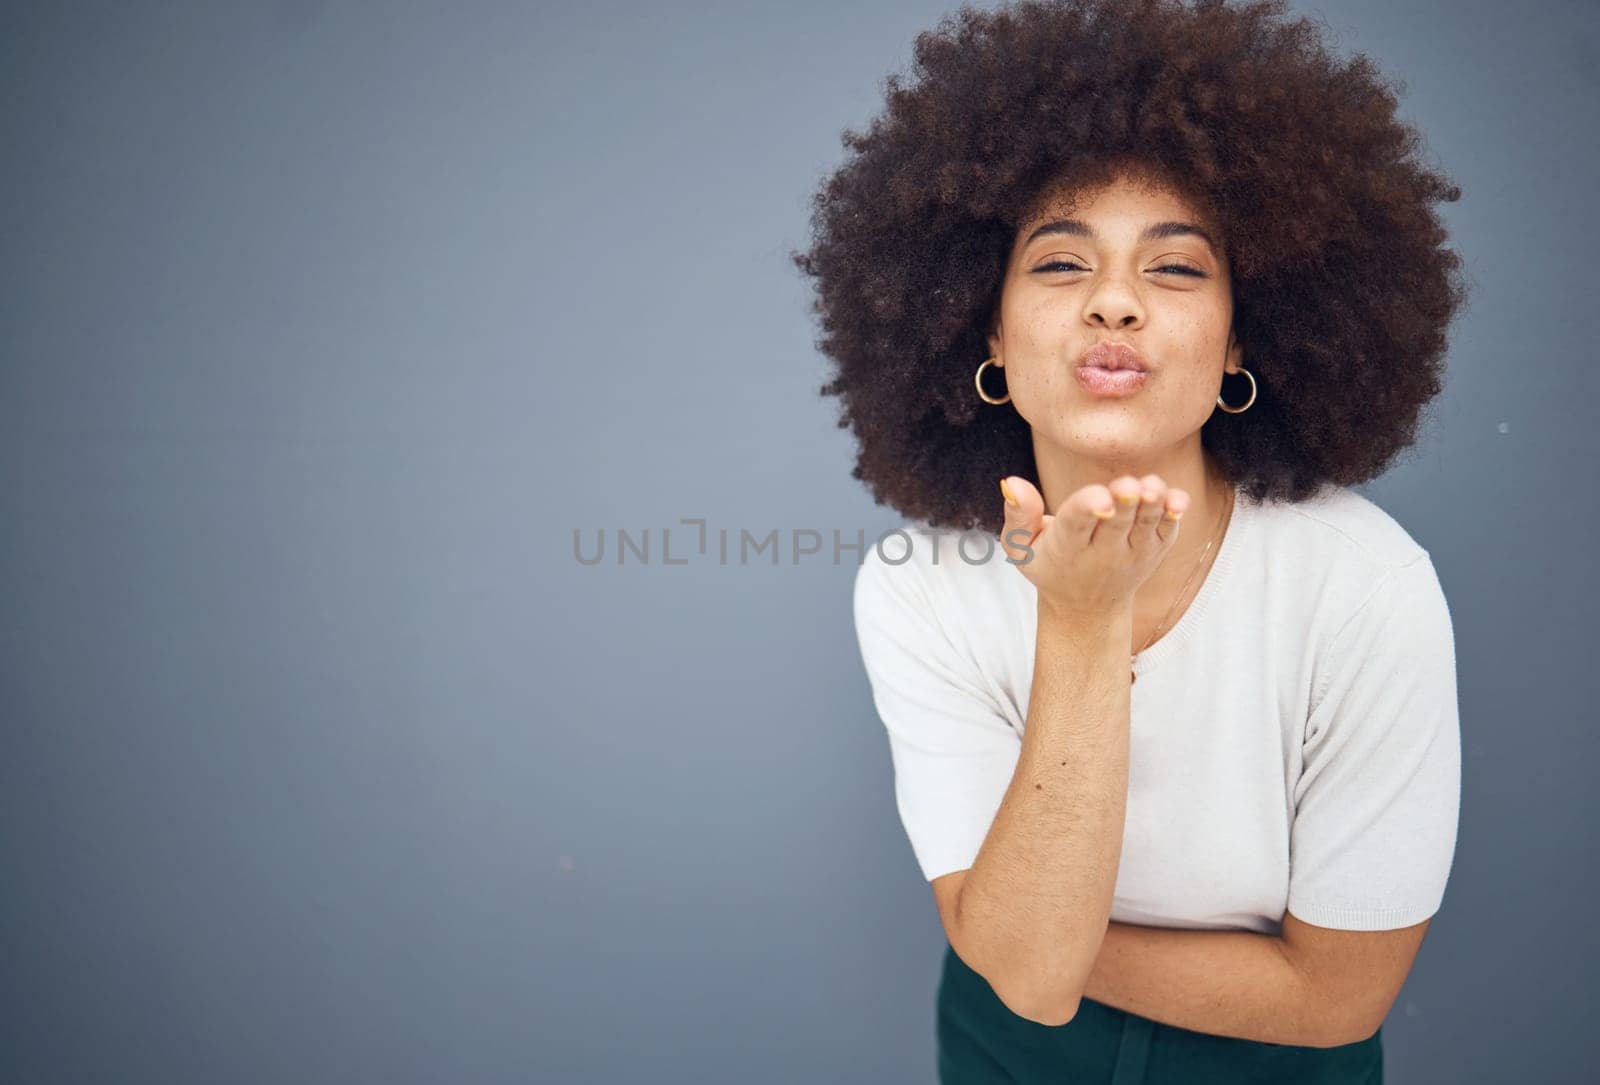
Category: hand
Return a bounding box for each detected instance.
[998,474,1190,620]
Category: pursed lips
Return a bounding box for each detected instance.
[1077,340,1150,372]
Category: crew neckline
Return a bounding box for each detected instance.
[1128,484,1252,680]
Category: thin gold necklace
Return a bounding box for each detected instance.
[1130,481,1234,685]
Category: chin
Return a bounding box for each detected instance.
[1043,414,1152,447]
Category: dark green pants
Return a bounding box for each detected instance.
[937,942,1383,1084]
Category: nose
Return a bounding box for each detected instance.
[1083,276,1145,329]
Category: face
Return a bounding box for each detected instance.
[986,171,1243,469]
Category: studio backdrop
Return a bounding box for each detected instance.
[2,2,1595,1083]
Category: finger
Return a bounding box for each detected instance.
[1093,475,1144,548]
[1129,475,1169,549]
[1037,511,1058,547]
[1055,483,1116,546]
[998,475,1045,563]
[1154,487,1190,545]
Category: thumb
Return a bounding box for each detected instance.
[998,475,1045,562]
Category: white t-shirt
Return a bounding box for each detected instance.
[852,483,1461,934]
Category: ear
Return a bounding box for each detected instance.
[1224,327,1245,375]
[986,322,1002,361]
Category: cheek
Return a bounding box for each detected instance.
[1006,297,1068,350]
[1004,360,1066,399]
[1172,370,1225,414]
[1171,300,1233,352]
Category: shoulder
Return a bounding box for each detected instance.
[852,521,1021,644]
[1252,482,1431,573]
[1247,484,1452,665]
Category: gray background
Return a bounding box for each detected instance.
[1,1,1593,1081]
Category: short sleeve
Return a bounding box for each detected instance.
[852,546,1021,882]
[1286,554,1462,931]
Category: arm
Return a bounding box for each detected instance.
[947,599,1133,1027]
[1074,556,1455,1046]
[1079,912,1430,1048]
[1082,920,1318,1045]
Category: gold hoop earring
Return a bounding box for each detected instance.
[975,357,1010,405]
[1216,367,1256,413]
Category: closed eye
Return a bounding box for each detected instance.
[1032,260,1207,278]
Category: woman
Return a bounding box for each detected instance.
[792,0,1467,1081]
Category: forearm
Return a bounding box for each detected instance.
[1081,920,1340,1048]
[953,601,1132,1025]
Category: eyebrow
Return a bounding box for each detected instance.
[1023,218,1219,252]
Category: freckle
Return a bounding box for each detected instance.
[1035,783,1042,789]
[1061,761,1066,765]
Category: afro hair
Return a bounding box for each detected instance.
[792,0,1469,535]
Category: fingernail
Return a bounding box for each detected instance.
[1095,505,1116,520]
[1164,509,1184,521]
[1000,478,1018,507]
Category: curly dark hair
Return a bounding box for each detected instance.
[791,0,1469,536]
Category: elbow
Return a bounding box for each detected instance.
[1320,1012,1385,1050]
[949,900,1088,1029]
[1004,940,1097,1027]
[995,981,1083,1028]
[960,944,1082,1027]
[1010,993,1081,1028]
